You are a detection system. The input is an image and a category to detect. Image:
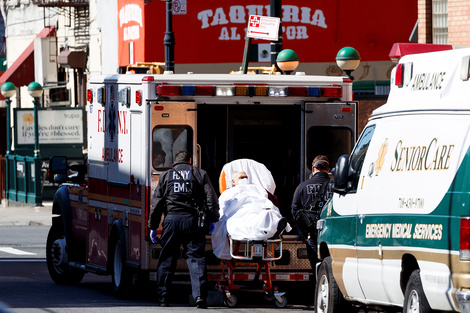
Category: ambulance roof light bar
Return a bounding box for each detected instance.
[389,43,453,63]
[156,84,343,99]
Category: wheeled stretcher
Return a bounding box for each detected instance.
[215,235,287,308]
[213,159,288,308]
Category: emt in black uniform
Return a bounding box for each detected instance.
[148,151,219,309]
[291,155,333,278]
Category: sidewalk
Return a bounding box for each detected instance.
[0,199,53,227]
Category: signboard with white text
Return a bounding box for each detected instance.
[116,0,417,66]
[14,108,85,145]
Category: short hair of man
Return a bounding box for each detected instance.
[312,155,330,170]
[174,151,191,163]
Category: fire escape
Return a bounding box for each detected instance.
[32,0,89,107]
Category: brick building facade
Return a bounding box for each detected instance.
[418,0,470,45]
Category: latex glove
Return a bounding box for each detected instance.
[208,222,217,235]
[150,230,158,244]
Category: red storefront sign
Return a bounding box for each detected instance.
[117,0,417,66]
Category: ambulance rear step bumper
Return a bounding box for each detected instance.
[457,290,470,312]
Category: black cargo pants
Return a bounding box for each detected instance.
[156,213,208,300]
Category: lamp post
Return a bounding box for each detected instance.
[1,82,16,154]
[1,82,16,201]
[276,49,299,75]
[336,47,361,81]
[28,82,43,206]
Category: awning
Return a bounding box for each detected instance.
[0,26,56,99]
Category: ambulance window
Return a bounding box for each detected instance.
[152,126,193,170]
[307,126,353,169]
[349,125,376,192]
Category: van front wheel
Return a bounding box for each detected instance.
[403,270,432,313]
[315,256,350,313]
[46,225,85,285]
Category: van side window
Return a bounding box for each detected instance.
[349,125,376,192]
[152,126,193,170]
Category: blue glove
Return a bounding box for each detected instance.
[150,230,158,244]
[208,222,217,235]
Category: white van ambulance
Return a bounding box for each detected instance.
[315,45,470,313]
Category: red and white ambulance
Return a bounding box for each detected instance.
[46,71,357,297]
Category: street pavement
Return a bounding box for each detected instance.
[0,200,52,227]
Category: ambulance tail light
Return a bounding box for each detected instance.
[156,85,181,96]
[181,85,215,96]
[135,90,142,105]
[268,86,288,97]
[288,86,307,97]
[195,86,215,96]
[181,85,196,95]
[460,217,470,260]
[307,87,321,97]
[142,76,154,81]
[395,63,404,87]
[216,86,236,96]
[321,86,343,98]
[87,89,93,103]
[234,85,251,96]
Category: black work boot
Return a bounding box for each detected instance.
[195,296,207,309]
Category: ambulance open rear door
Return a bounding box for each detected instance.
[301,101,357,181]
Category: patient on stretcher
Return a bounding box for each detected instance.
[211,171,291,260]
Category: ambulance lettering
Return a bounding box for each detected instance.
[98,109,106,132]
[102,148,124,163]
[392,223,412,239]
[390,138,454,172]
[118,111,129,134]
[98,109,129,135]
[365,223,443,240]
[366,223,392,238]
[413,223,443,240]
[410,72,446,91]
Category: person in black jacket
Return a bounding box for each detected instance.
[291,155,333,277]
[148,151,219,309]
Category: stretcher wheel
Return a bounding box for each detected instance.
[274,295,287,308]
[224,294,237,307]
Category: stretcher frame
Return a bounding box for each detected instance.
[215,235,288,308]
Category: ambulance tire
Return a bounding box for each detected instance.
[403,270,432,313]
[111,239,132,298]
[46,225,85,285]
[315,257,352,313]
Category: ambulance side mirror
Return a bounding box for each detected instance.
[48,156,68,184]
[333,154,350,195]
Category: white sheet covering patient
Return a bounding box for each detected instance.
[211,171,291,260]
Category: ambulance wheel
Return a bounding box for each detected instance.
[224,294,237,307]
[274,295,288,308]
[111,238,132,298]
[315,257,350,313]
[403,270,432,313]
[46,225,85,285]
